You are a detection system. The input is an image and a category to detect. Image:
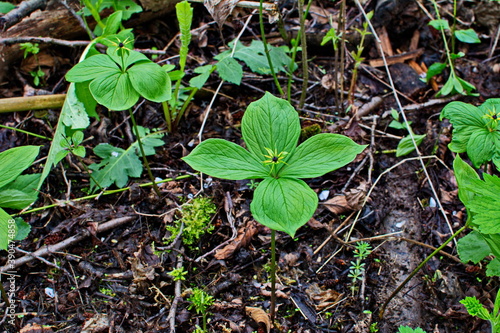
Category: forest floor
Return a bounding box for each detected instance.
[1,0,500,332]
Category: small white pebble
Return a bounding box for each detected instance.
[319,190,330,201]
[45,287,55,298]
[111,151,119,157]
[429,197,437,208]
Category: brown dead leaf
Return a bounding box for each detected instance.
[214,220,260,259]
[307,4,330,25]
[81,313,109,333]
[245,306,271,333]
[306,283,343,310]
[204,0,240,27]
[323,181,368,215]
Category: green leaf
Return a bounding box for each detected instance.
[242,92,300,162]
[0,146,40,188]
[467,129,498,167]
[89,72,139,110]
[183,139,269,180]
[176,1,193,72]
[460,297,491,320]
[251,178,318,237]
[189,65,214,89]
[115,0,142,20]
[73,146,86,157]
[486,258,500,277]
[216,57,243,85]
[102,10,123,36]
[89,129,165,191]
[89,144,143,190]
[0,208,15,250]
[63,84,92,128]
[396,134,426,157]
[454,29,481,44]
[429,19,450,31]
[398,327,427,333]
[280,134,367,178]
[14,218,30,241]
[0,2,15,14]
[65,54,119,82]
[128,61,171,102]
[0,174,40,209]
[457,231,492,263]
[465,174,500,234]
[74,82,98,118]
[426,62,446,82]
[453,155,479,208]
[72,131,84,146]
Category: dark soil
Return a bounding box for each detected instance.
[1,1,500,332]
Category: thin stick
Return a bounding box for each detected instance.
[270,229,277,321]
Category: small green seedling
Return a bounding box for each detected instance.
[441,98,500,169]
[168,267,188,281]
[461,290,500,333]
[188,288,214,332]
[20,42,45,86]
[348,241,372,295]
[183,92,366,317]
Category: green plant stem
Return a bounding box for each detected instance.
[270,229,277,321]
[339,0,346,111]
[0,124,51,141]
[127,109,161,197]
[379,224,468,319]
[0,280,9,307]
[174,87,198,129]
[162,101,173,132]
[14,174,192,216]
[297,0,312,109]
[430,0,457,78]
[259,0,285,97]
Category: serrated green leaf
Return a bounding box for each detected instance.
[486,258,500,277]
[455,29,481,44]
[216,57,243,85]
[0,208,15,250]
[0,146,40,188]
[242,92,300,162]
[128,61,171,102]
[251,178,318,237]
[89,72,139,110]
[176,1,193,72]
[429,19,450,30]
[63,85,92,128]
[14,218,30,241]
[460,297,491,320]
[89,144,143,190]
[183,139,269,180]
[465,174,500,234]
[457,231,492,263]
[396,134,426,157]
[453,155,479,208]
[280,134,367,178]
[189,65,214,89]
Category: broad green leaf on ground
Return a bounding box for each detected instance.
[426,62,446,82]
[0,208,15,250]
[0,174,41,209]
[251,178,318,237]
[242,92,300,161]
[455,29,481,44]
[457,231,492,263]
[182,139,268,180]
[429,19,450,31]
[216,57,243,85]
[396,134,426,157]
[63,84,92,128]
[280,134,367,178]
[0,146,39,188]
[465,173,500,234]
[89,128,165,191]
[441,99,500,167]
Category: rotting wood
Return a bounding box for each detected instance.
[0,216,136,273]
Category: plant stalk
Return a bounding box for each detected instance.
[270,229,277,321]
[297,0,312,108]
[379,224,467,319]
[127,108,161,197]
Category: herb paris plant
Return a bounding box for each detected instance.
[183,92,367,237]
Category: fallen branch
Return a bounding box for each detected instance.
[0,94,66,113]
[0,216,135,273]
